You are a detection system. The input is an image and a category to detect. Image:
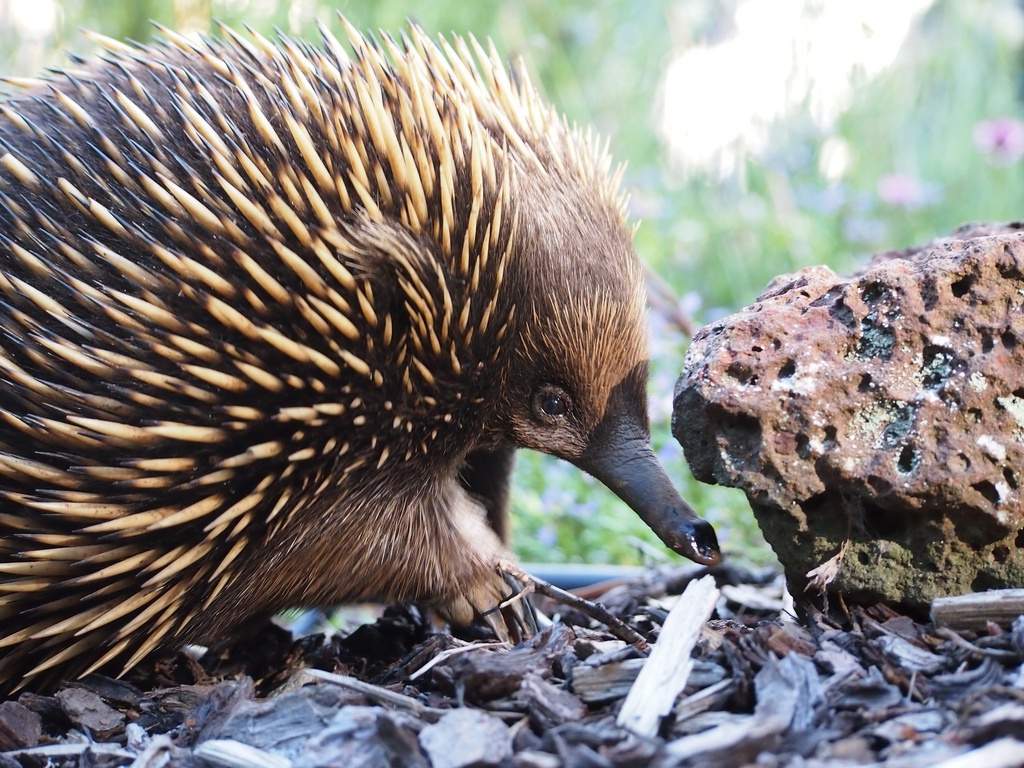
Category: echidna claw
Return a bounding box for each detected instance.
[439,561,538,644]
[477,567,538,642]
[498,567,539,638]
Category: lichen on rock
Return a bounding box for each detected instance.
[673,223,1024,611]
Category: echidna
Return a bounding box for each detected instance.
[0,19,720,693]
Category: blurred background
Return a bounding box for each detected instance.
[2,0,1022,567]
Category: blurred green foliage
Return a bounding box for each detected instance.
[2,0,1022,566]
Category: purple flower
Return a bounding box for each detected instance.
[656,442,679,468]
[842,215,887,245]
[876,173,939,210]
[647,369,677,423]
[973,118,1024,165]
[537,524,558,548]
[796,183,847,215]
[540,486,573,510]
[565,501,597,522]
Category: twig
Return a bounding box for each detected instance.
[935,627,1021,661]
[905,670,918,705]
[303,668,449,721]
[505,564,651,654]
[193,740,291,768]
[494,582,532,612]
[860,704,943,723]
[408,641,509,681]
[1,743,134,760]
[644,265,698,338]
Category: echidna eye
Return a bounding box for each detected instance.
[542,394,566,416]
[533,385,571,421]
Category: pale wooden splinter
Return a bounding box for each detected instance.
[617,574,720,736]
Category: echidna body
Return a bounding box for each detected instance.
[0,21,719,692]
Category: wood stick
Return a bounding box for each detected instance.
[616,574,720,736]
[0,743,134,760]
[505,564,651,654]
[408,641,508,681]
[930,589,1024,631]
[193,740,292,768]
[934,627,1020,660]
[302,668,449,721]
[931,738,1024,768]
[673,678,735,721]
[645,265,697,337]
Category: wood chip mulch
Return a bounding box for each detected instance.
[2,562,1024,767]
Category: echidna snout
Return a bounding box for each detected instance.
[574,411,721,566]
[0,18,719,692]
[490,167,721,566]
[532,387,722,566]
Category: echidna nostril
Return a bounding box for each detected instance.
[685,519,722,565]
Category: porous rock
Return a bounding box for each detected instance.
[674,223,1024,610]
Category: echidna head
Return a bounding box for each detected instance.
[497,174,720,566]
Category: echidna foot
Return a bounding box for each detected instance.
[438,561,537,643]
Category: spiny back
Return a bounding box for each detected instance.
[0,20,630,690]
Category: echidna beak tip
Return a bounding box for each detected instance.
[679,518,721,566]
[573,414,721,567]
